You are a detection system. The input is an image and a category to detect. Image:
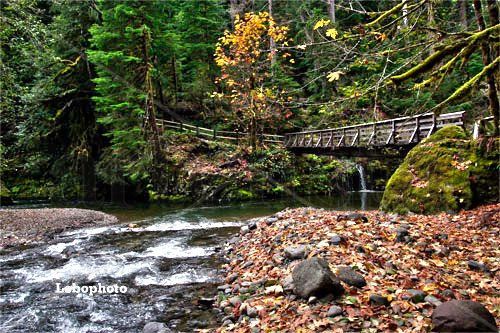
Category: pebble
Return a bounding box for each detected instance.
[336,266,367,288]
[396,227,409,235]
[327,305,343,317]
[240,226,249,235]
[425,295,443,307]
[307,296,317,304]
[439,246,450,256]
[404,289,427,303]
[369,294,390,306]
[467,260,488,272]
[284,245,309,260]
[229,296,241,307]
[246,306,258,318]
[217,284,230,291]
[395,227,409,242]
[248,222,257,230]
[441,289,456,299]
[435,233,448,240]
[266,217,278,225]
[355,245,365,253]
[329,234,342,245]
[227,273,238,283]
[241,261,253,268]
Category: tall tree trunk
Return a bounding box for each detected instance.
[486,0,499,59]
[269,0,276,66]
[328,0,336,24]
[142,27,163,186]
[171,55,178,104]
[427,0,436,51]
[458,0,468,29]
[229,0,246,27]
[153,56,165,109]
[473,0,499,136]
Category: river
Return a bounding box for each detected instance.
[0,192,382,332]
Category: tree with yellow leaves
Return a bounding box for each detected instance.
[214,12,293,150]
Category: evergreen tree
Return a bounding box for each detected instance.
[88,0,167,191]
[37,0,99,199]
[174,0,227,109]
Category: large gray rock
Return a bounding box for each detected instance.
[431,300,497,332]
[284,245,309,260]
[292,257,344,298]
[336,266,366,288]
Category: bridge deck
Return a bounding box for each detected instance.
[284,111,465,157]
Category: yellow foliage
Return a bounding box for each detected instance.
[325,28,338,39]
[212,11,292,137]
[327,71,344,82]
[313,19,330,30]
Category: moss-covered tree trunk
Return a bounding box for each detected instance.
[473,0,499,136]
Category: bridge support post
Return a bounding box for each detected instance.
[386,120,396,145]
[368,123,376,145]
[427,113,436,138]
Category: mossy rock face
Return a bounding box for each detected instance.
[380,126,498,214]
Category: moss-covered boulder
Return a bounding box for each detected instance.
[380,126,498,214]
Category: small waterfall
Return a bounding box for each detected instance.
[355,164,368,191]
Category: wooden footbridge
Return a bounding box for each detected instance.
[157,111,475,157]
[284,111,466,157]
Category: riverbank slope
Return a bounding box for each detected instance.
[217,204,499,331]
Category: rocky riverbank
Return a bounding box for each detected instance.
[0,208,118,249]
[216,204,499,332]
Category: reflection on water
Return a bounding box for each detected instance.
[98,192,383,223]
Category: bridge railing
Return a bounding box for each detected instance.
[284,111,465,149]
[156,119,284,144]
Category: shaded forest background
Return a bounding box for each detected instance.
[1,0,498,202]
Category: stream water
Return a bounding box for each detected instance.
[0,193,382,332]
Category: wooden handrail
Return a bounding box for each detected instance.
[156,118,284,144]
[284,111,465,150]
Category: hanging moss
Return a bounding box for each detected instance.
[380,126,498,214]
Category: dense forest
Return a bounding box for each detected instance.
[1,0,498,203]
